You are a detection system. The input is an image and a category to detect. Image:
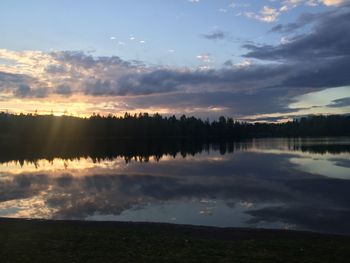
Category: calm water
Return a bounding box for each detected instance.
[1,138,350,234]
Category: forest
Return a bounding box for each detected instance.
[0,112,349,141]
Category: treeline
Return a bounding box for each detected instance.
[1,138,348,165]
[0,139,249,165]
[0,112,349,140]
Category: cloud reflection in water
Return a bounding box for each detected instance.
[0,138,350,234]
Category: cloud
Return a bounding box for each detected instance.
[15,84,48,98]
[245,0,348,23]
[0,71,41,97]
[55,85,72,96]
[14,84,31,97]
[0,71,33,88]
[322,0,347,6]
[45,64,68,74]
[1,6,350,119]
[234,7,350,119]
[270,12,323,33]
[201,31,228,40]
[328,97,350,107]
[196,53,211,63]
[245,6,281,23]
[2,148,350,234]
[242,6,350,93]
[85,79,115,96]
[244,7,350,61]
[126,89,296,118]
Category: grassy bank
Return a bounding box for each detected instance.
[1,218,349,262]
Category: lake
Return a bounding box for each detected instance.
[0,137,349,234]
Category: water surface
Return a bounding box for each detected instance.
[1,138,350,234]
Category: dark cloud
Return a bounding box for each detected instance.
[45,64,68,74]
[269,12,327,33]
[223,60,233,67]
[245,7,350,61]
[54,85,72,96]
[0,71,30,84]
[328,97,350,108]
[237,6,350,94]
[14,84,31,97]
[32,87,49,98]
[15,85,48,98]
[201,30,228,40]
[0,71,50,98]
[114,65,290,97]
[0,71,34,92]
[126,89,295,118]
[117,70,185,95]
[0,173,49,202]
[85,80,114,96]
[281,57,350,88]
[271,3,350,34]
[51,50,137,69]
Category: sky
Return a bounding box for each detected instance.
[0,0,349,121]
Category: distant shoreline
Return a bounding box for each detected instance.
[1,136,349,165]
[1,217,349,238]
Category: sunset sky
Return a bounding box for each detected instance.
[0,0,349,121]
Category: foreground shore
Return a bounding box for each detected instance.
[1,218,349,262]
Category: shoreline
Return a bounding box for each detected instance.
[1,218,350,262]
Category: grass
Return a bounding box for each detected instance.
[1,218,350,262]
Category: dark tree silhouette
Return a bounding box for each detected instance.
[0,112,349,142]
